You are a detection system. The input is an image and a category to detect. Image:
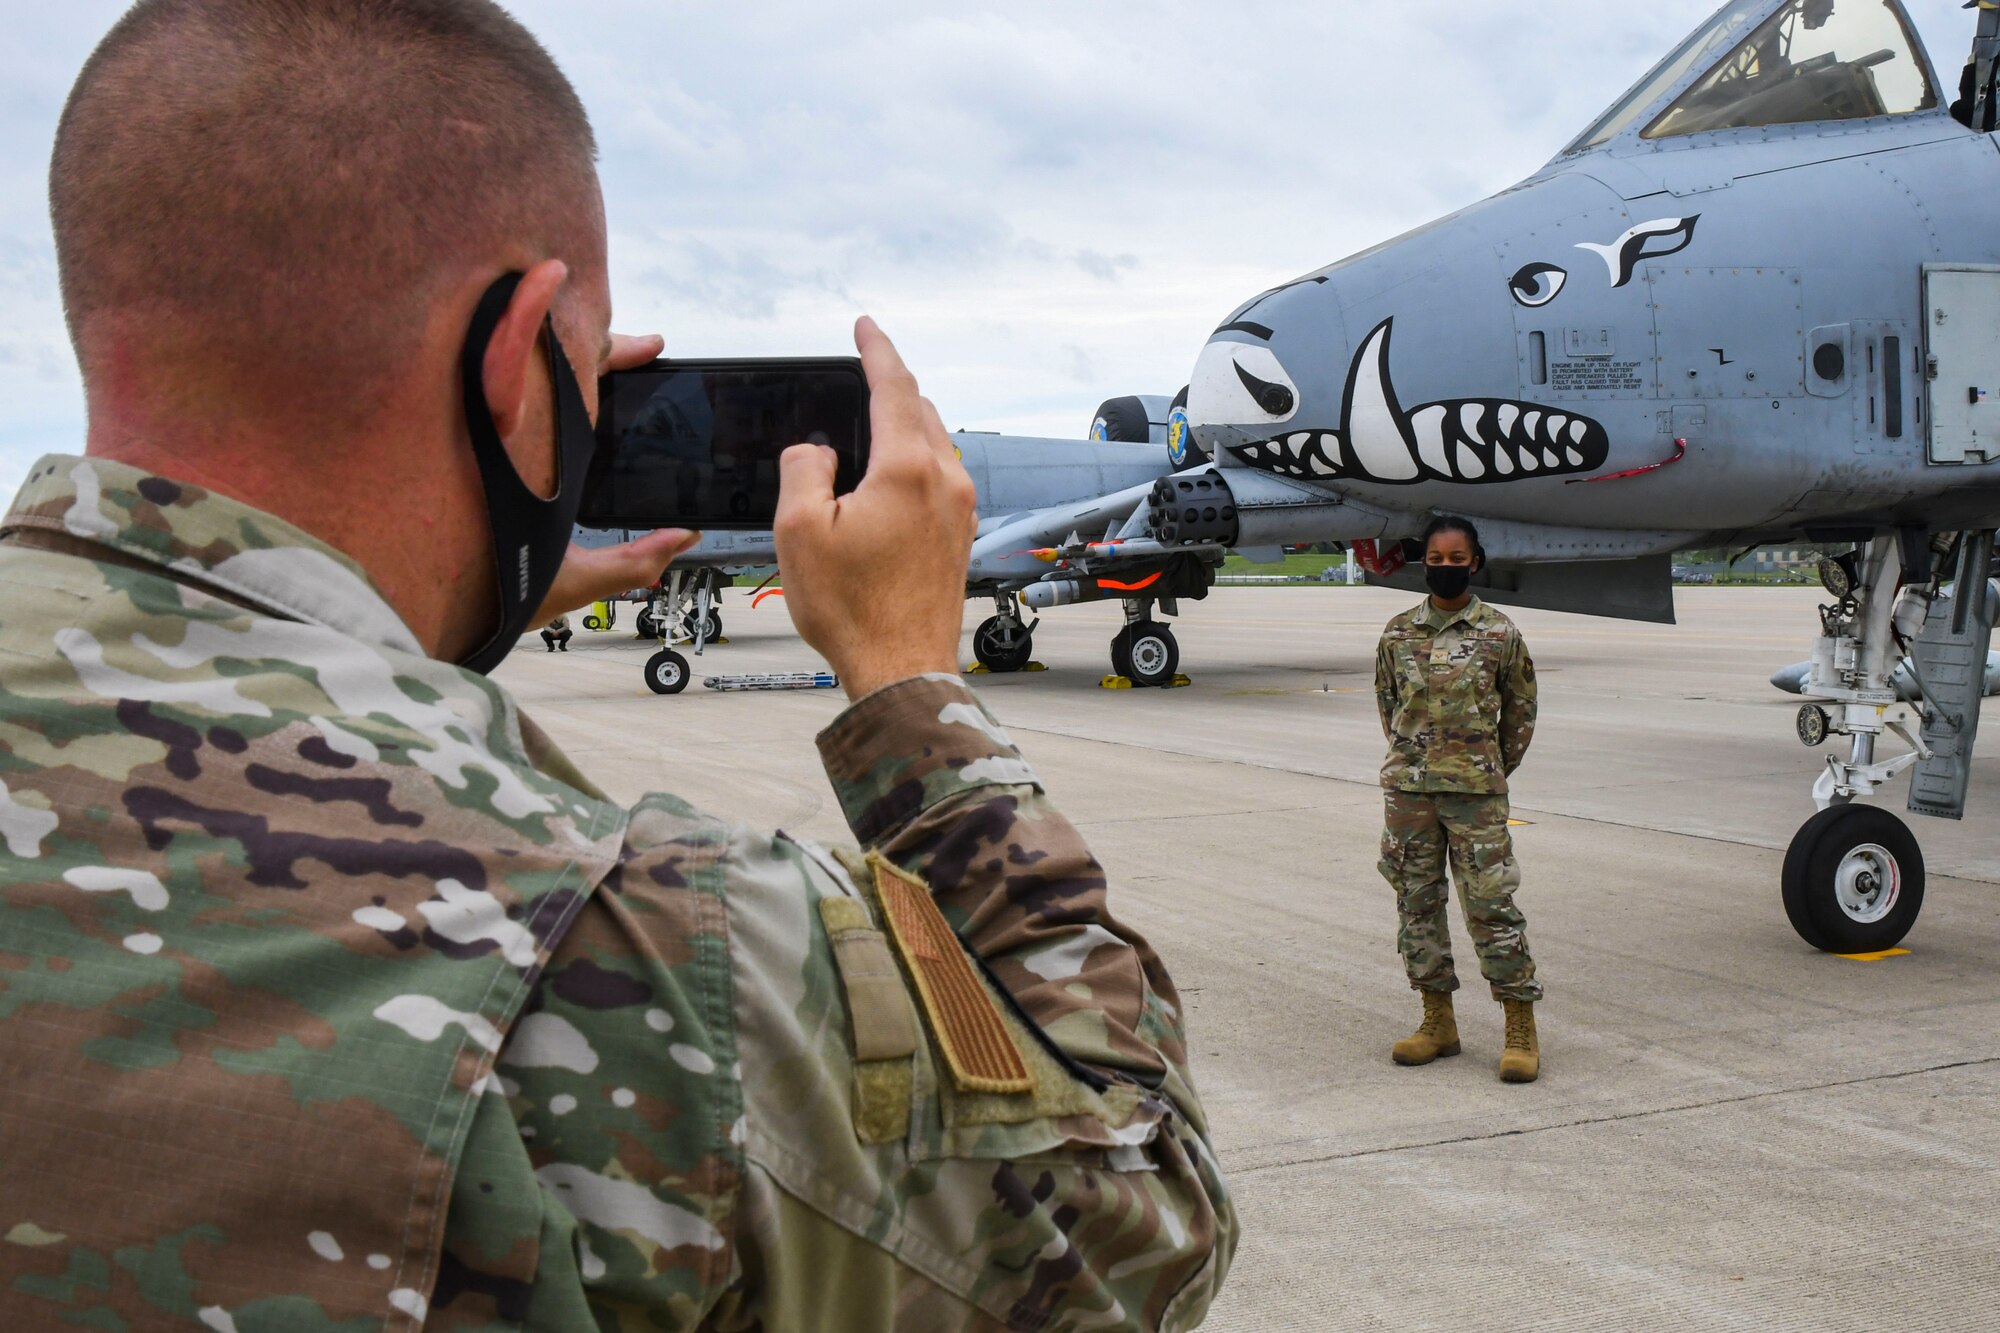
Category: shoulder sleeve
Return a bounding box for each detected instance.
[817,676,1176,1089]
[1374,630,1399,739]
[1499,625,1538,774]
[802,674,1235,1326]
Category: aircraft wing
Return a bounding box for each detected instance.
[966,480,1169,585]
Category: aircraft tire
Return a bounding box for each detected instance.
[973,615,1034,673]
[1781,804,1925,954]
[635,610,662,641]
[644,649,691,695]
[682,610,723,642]
[1113,622,1178,687]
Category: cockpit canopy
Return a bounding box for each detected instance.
[1568,0,1936,153]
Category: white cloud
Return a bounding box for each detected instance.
[0,1,1980,496]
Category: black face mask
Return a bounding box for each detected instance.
[1425,563,1473,601]
[455,272,598,675]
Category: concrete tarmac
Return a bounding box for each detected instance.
[499,587,2000,1332]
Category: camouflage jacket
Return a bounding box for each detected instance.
[0,455,1234,1331]
[1374,595,1537,794]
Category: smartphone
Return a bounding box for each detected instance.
[579,358,869,530]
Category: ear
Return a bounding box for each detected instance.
[480,259,569,438]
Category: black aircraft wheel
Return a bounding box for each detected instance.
[643,649,691,695]
[635,611,662,641]
[1781,804,1925,953]
[1112,622,1178,687]
[973,615,1034,673]
[682,610,723,642]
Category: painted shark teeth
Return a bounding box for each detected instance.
[1222,316,1611,486]
[1232,430,1345,478]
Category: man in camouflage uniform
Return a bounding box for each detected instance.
[1373,516,1543,1083]
[0,2,1234,1329]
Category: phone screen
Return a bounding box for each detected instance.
[580,359,868,530]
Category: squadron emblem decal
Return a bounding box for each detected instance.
[1166,406,1194,467]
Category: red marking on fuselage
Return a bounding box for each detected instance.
[1570,437,1687,484]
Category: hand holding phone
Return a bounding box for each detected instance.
[581,357,869,530]
[774,317,977,700]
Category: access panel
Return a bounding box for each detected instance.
[1649,266,1805,401]
[1922,264,2000,465]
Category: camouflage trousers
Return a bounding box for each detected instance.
[1378,789,1542,1003]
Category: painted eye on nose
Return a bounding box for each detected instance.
[1232,362,1295,416]
[1508,262,1567,308]
[1185,338,1301,429]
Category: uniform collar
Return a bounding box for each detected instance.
[3,454,424,657]
[1419,593,1484,631]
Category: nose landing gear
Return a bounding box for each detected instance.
[1781,804,1924,953]
[644,648,691,695]
[1780,529,1994,952]
[639,569,729,694]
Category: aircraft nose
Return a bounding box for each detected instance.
[1184,336,1306,452]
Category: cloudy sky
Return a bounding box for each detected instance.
[0,1,1978,498]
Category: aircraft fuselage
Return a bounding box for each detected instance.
[1189,83,2000,549]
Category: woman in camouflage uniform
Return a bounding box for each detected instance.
[1373,515,1543,1082]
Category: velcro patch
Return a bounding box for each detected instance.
[869,855,1033,1095]
[819,897,918,1062]
[819,896,918,1143]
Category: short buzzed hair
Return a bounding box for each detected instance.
[52,0,599,415]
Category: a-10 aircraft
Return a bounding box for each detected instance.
[1092,0,2000,959]
[589,0,2000,956]
[571,427,1177,689]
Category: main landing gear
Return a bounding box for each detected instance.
[1781,530,1995,952]
[683,608,723,642]
[972,596,1036,673]
[1110,597,1180,688]
[966,592,1183,686]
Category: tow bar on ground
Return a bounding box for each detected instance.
[701,672,840,692]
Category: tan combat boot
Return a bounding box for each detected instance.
[1499,1000,1539,1083]
[1391,990,1460,1066]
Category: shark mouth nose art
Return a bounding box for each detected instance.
[1223,318,1610,485]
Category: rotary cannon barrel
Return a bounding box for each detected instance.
[1149,470,1238,546]
[1150,464,1358,548]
